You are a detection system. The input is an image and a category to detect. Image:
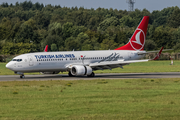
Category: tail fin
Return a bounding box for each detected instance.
[115,16,149,51]
[44,45,48,52]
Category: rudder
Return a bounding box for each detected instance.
[115,16,149,51]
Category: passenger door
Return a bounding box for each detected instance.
[28,55,34,66]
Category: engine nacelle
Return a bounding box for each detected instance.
[71,65,92,76]
[41,72,60,74]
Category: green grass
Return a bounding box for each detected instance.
[1,78,180,119]
[1,60,180,75]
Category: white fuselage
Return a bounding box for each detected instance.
[6,50,145,73]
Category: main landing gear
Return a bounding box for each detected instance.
[87,72,95,77]
[68,72,74,77]
[20,74,25,78]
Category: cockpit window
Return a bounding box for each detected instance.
[12,59,22,62]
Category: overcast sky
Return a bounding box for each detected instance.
[1,0,180,12]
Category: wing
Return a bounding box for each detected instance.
[90,47,163,70]
[89,59,149,70]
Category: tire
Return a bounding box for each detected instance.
[87,72,95,77]
[68,72,74,77]
[20,75,25,79]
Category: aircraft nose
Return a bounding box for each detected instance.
[6,62,13,70]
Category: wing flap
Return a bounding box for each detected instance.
[89,59,149,67]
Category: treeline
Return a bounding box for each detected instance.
[0,1,180,55]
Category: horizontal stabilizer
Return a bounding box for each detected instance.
[137,48,171,55]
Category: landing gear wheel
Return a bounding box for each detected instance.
[20,75,25,79]
[87,72,95,77]
[68,72,74,77]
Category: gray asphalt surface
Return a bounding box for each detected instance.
[0,72,180,81]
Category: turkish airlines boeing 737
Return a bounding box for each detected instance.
[6,16,163,78]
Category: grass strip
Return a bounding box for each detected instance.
[0,78,180,119]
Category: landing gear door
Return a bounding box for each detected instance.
[28,55,34,66]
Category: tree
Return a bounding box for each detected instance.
[81,37,100,50]
[144,40,157,51]
[15,24,34,43]
[76,32,89,44]
[64,37,80,51]
[1,2,9,7]
[168,8,180,28]
[1,42,14,55]
[119,15,135,27]
[51,43,58,51]
[48,22,62,36]
[98,16,120,31]
[33,11,51,29]
[62,22,73,39]
[100,39,118,50]
[153,26,174,48]
[43,35,63,51]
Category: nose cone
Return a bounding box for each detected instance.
[6,62,13,70]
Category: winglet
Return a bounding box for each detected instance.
[44,45,48,52]
[152,47,164,60]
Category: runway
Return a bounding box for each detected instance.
[0,72,180,81]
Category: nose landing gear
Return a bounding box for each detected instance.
[14,72,25,79]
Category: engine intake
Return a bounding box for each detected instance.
[71,65,92,76]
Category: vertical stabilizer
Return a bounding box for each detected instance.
[115,16,149,51]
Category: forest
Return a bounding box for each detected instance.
[0,1,180,55]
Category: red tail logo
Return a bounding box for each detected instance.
[115,16,149,51]
[130,28,145,50]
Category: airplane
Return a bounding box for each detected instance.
[6,16,163,78]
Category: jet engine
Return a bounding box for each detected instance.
[41,72,60,74]
[71,65,92,76]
